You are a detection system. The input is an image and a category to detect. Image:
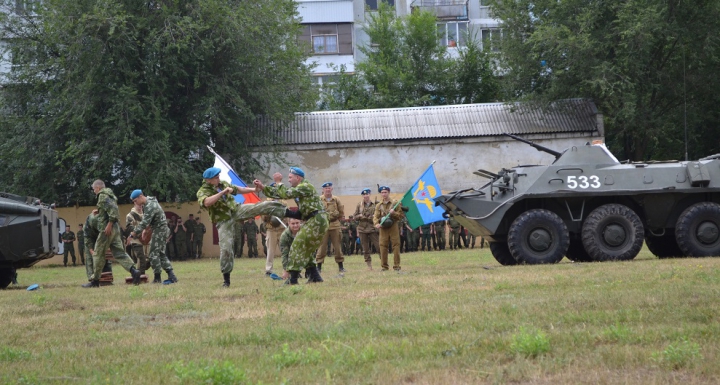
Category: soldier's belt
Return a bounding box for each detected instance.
[302,210,325,221]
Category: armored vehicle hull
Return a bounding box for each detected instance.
[0,192,59,288]
[437,135,720,265]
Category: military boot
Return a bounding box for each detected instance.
[223,273,231,287]
[82,280,100,288]
[306,266,324,283]
[153,273,162,283]
[166,269,178,283]
[338,262,346,273]
[130,267,142,285]
[285,270,300,285]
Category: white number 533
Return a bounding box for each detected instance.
[566,175,601,189]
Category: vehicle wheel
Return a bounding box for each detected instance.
[565,236,592,262]
[0,267,15,289]
[675,202,720,257]
[645,231,684,259]
[489,242,518,266]
[581,204,644,261]
[507,209,569,264]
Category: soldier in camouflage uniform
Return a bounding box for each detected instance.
[419,222,433,252]
[83,180,141,287]
[448,217,463,250]
[263,189,286,275]
[174,218,188,260]
[279,218,303,279]
[193,217,206,258]
[77,223,85,265]
[434,220,447,250]
[198,167,293,287]
[128,190,178,284]
[399,217,409,253]
[354,188,380,269]
[373,186,404,271]
[255,167,327,285]
[184,214,196,258]
[315,182,346,273]
[340,218,350,255]
[347,216,358,255]
[61,225,77,266]
[124,201,149,274]
[233,219,246,258]
[82,212,113,283]
[243,219,259,258]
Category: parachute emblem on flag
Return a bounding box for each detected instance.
[412,180,438,212]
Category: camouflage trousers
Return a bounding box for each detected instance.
[129,243,149,272]
[379,224,401,270]
[436,230,446,250]
[148,226,173,274]
[287,213,329,272]
[216,201,287,274]
[316,228,344,264]
[194,239,204,258]
[358,231,380,263]
[85,252,112,281]
[92,224,135,281]
[63,245,76,265]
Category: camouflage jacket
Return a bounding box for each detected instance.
[193,222,206,239]
[83,213,101,252]
[243,221,259,238]
[263,180,323,218]
[354,201,377,234]
[197,180,241,223]
[96,187,120,227]
[125,207,144,245]
[279,227,296,272]
[132,197,167,235]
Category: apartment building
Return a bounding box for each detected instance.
[296,0,502,85]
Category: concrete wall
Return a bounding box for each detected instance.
[256,133,604,197]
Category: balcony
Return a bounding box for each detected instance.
[411,0,468,21]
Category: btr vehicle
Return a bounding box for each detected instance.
[436,134,720,265]
[0,192,59,288]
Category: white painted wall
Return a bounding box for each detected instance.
[255,133,604,196]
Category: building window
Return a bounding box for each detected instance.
[299,24,353,55]
[313,35,338,54]
[480,28,502,51]
[437,22,468,47]
[366,0,395,11]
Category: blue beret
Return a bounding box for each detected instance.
[322,182,333,188]
[361,188,371,195]
[203,167,221,179]
[289,167,305,178]
[130,189,143,199]
[269,182,277,187]
[379,186,390,192]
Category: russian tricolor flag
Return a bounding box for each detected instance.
[208,147,261,205]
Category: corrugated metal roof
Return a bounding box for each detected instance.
[273,99,600,145]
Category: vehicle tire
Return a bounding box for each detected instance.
[581,204,644,261]
[0,267,15,289]
[507,209,569,264]
[645,231,684,259]
[675,202,720,257]
[489,242,518,266]
[565,236,592,262]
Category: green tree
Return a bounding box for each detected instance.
[0,0,316,206]
[492,0,720,160]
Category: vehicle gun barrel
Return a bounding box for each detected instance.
[503,133,562,159]
[0,201,41,216]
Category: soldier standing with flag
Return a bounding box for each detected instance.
[373,186,404,271]
[354,188,380,270]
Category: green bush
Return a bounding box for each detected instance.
[652,338,702,370]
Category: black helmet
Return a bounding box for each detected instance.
[381,218,394,229]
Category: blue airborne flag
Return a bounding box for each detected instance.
[400,163,445,229]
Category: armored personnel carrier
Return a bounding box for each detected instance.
[0,192,59,288]
[436,134,720,265]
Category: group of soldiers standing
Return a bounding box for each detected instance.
[163,214,207,261]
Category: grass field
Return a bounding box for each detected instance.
[1,247,719,384]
